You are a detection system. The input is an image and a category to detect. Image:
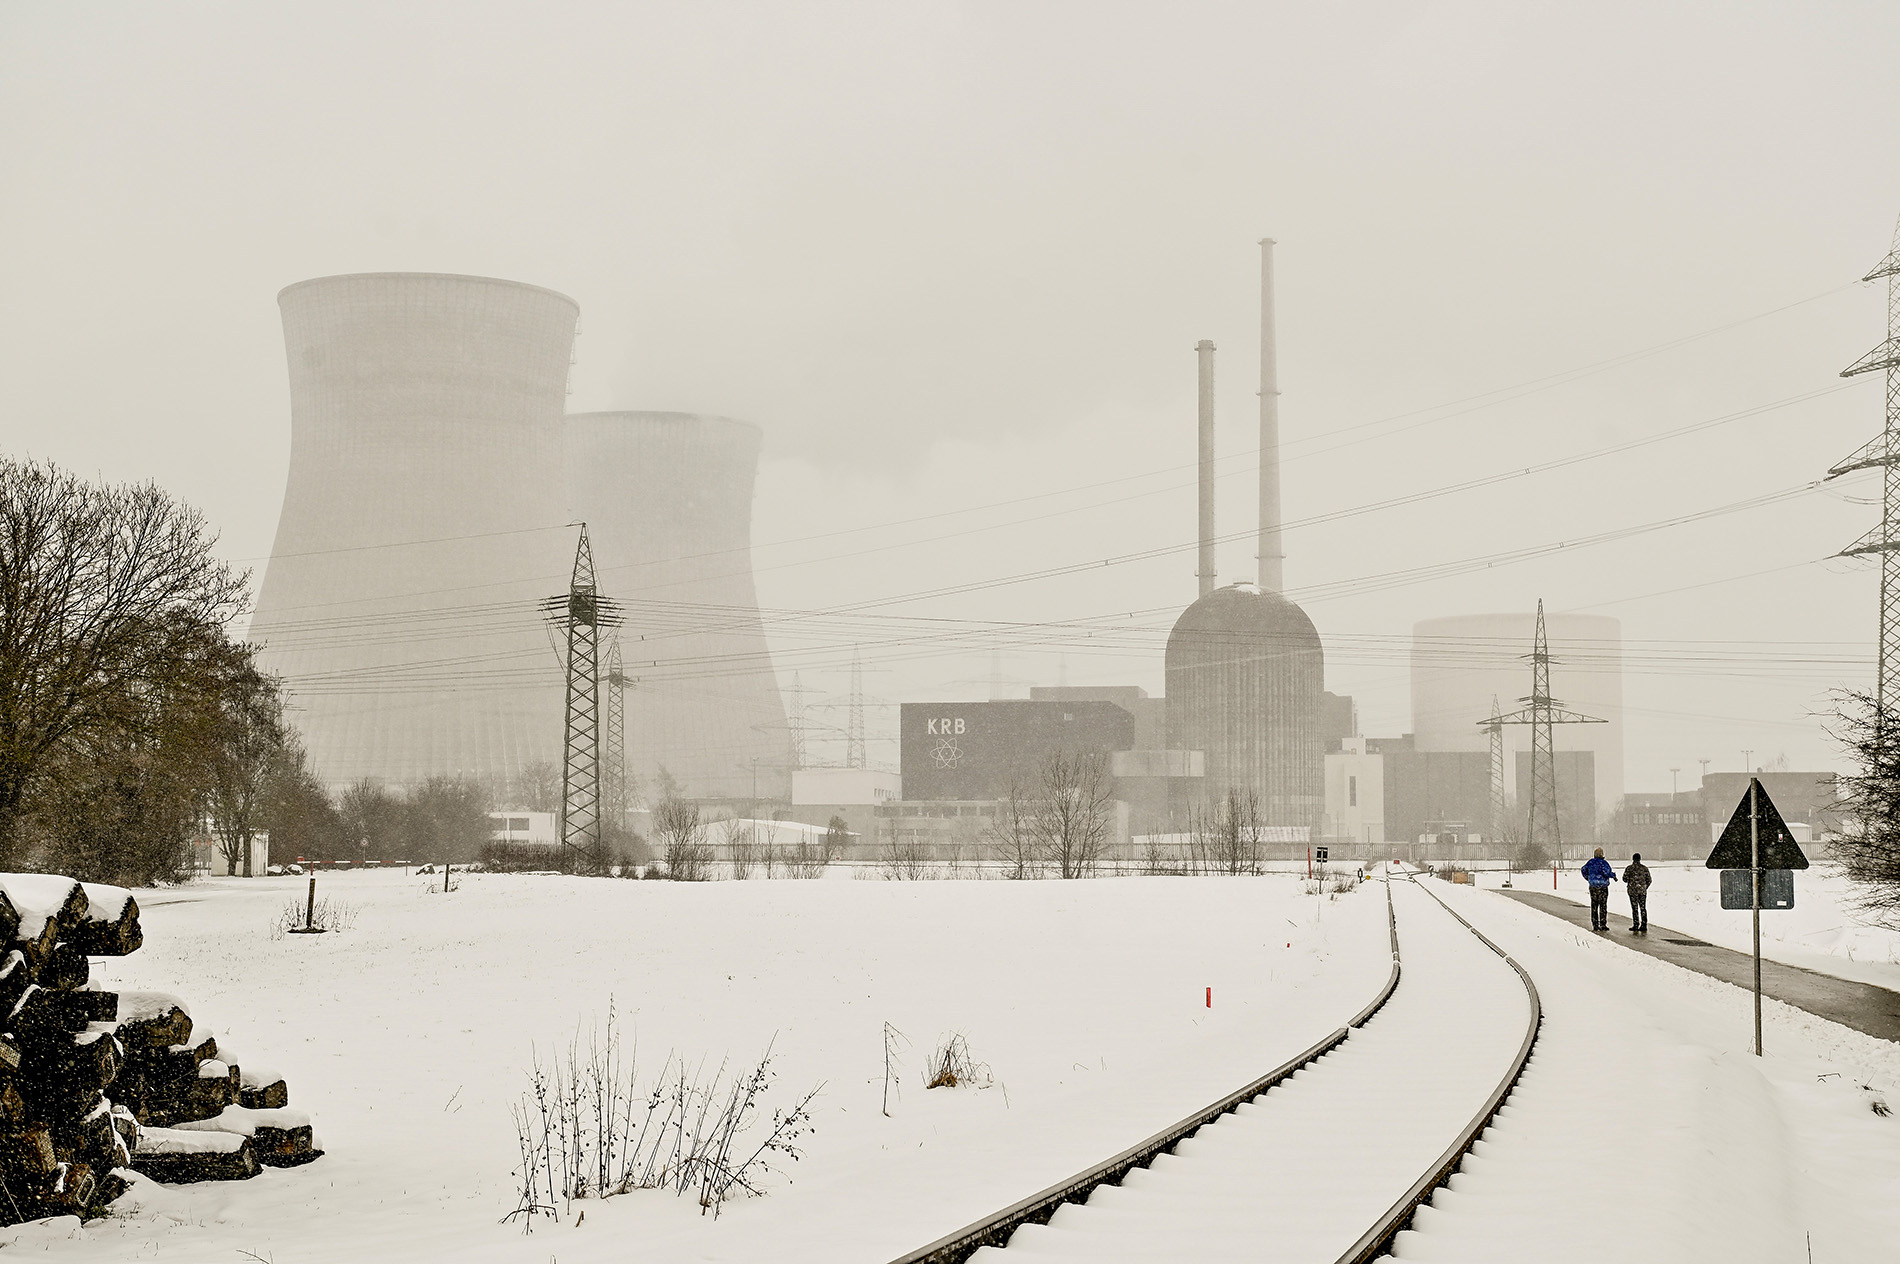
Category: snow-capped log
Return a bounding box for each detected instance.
[0,875,87,971]
[173,1104,320,1167]
[0,872,317,1220]
[21,1029,121,1094]
[139,1032,217,1081]
[132,1128,260,1183]
[20,1158,97,1218]
[112,992,191,1050]
[67,885,141,957]
[238,1064,287,1111]
[2,1122,57,1176]
[43,942,89,991]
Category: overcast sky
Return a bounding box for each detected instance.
[4,1,1898,794]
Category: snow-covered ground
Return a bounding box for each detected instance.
[49,869,1390,1263]
[1486,861,1900,990]
[1417,878,1900,1263]
[22,866,1900,1262]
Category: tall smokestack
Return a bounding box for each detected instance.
[1257,238,1284,592]
[1196,338,1216,598]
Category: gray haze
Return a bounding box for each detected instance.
[4,1,1899,793]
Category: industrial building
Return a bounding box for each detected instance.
[248,273,578,789]
[1161,240,1326,835]
[898,699,1136,801]
[567,411,789,801]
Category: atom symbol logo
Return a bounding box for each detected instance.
[931,737,963,769]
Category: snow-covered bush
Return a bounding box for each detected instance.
[506,1005,820,1229]
[923,1032,991,1090]
[269,894,357,937]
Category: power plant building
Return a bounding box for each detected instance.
[1162,240,1325,833]
[566,412,789,801]
[248,273,578,790]
[1165,583,1324,829]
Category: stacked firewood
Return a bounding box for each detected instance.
[0,874,319,1222]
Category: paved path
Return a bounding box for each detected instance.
[1497,888,1900,1043]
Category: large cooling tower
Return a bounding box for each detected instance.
[249,273,578,791]
[1411,612,1624,813]
[565,412,789,801]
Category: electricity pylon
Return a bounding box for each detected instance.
[1827,212,1900,720]
[1481,601,1605,868]
[542,525,620,872]
[603,638,632,836]
[847,646,865,769]
[1482,695,1511,850]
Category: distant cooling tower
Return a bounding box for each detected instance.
[566,412,789,801]
[248,273,578,790]
[1411,612,1624,813]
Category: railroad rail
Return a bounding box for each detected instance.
[887,869,1540,1264]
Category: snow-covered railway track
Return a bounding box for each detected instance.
[889,874,1540,1264]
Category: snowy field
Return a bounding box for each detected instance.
[15,866,1900,1262]
[1493,861,1900,990]
[44,870,1390,1263]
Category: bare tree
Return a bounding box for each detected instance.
[1031,752,1115,879]
[652,797,710,881]
[1188,788,1265,876]
[722,816,758,879]
[509,761,562,813]
[984,784,1041,879]
[0,460,248,865]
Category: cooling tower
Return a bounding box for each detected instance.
[248,273,578,791]
[565,412,789,801]
[1411,612,1624,813]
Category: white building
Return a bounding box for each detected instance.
[1322,737,1384,847]
[488,811,559,847]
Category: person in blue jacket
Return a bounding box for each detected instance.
[1582,847,1617,930]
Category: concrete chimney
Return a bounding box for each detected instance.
[1196,338,1216,598]
[1257,238,1284,592]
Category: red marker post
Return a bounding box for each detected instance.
[1205,987,1211,1008]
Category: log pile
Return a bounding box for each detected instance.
[0,874,320,1220]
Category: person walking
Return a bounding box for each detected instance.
[1582,848,1617,931]
[1623,852,1652,933]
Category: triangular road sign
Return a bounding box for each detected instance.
[1706,778,1811,870]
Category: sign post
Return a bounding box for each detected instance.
[1706,777,1809,1056]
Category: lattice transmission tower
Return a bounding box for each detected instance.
[846,646,865,769]
[602,638,632,836]
[1481,695,1512,851]
[1481,601,1604,867]
[1827,213,1900,717]
[542,525,621,871]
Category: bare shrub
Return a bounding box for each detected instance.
[923,1033,991,1090]
[480,842,561,873]
[1030,752,1114,879]
[723,818,759,880]
[653,798,712,881]
[878,834,931,880]
[269,894,358,938]
[986,787,1042,879]
[506,1004,821,1230]
[1186,789,1265,875]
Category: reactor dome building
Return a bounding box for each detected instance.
[566,412,790,801]
[1164,241,1325,832]
[248,273,578,789]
